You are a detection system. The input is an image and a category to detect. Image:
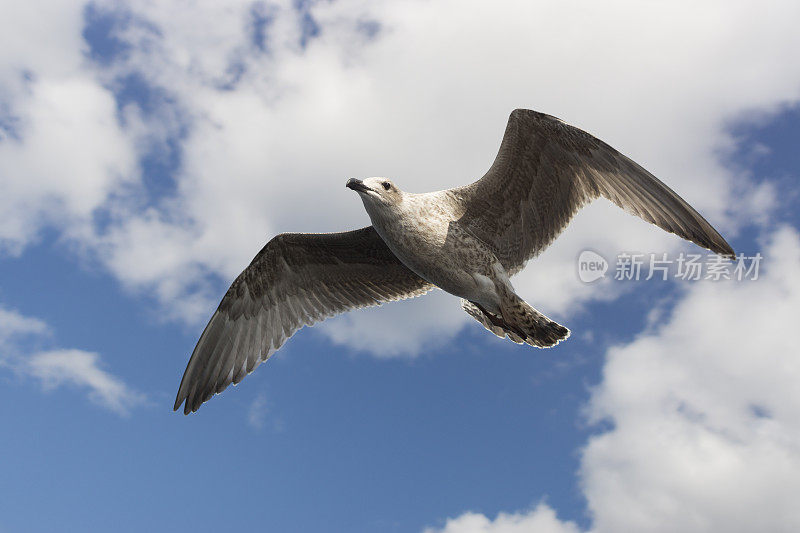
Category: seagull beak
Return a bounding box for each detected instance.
[346,178,372,194]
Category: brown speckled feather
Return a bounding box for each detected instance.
[451,109,734,275]
[174,227,433,414]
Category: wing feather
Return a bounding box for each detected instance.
[451,109,734,275]
[174,226,433,414]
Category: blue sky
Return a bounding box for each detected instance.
[2,2,800,532]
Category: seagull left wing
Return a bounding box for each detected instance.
[450,109,734,275]
[174,226,433,414]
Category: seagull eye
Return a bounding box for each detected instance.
[382,182,391,190]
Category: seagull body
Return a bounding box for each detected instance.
[357,187,499,310]
[174,109,734,414]
[352,183,564,344]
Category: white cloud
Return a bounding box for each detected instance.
[580,225,800,533]
[423,502,580,533]
[0,0,136,254]
[425,225,800,531]
[28,349,146,416]
[321,290,467,357]
[0,77,136,252]
[0,0,85,78]
[0,304,145,415]
[247,391,269,429]
[0,306,48,346]
[3,0,800,356]
[246,391,284,432]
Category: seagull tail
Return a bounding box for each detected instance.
[461,297,569,348]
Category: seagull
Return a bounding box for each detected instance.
[174,109,734,414]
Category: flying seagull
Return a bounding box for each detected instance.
[174,109,734,414]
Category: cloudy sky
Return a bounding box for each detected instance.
[1,1,799,531]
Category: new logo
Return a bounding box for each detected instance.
[577,250,608,283]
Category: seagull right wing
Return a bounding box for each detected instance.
[174,226,433,414]
[450,109,734,275]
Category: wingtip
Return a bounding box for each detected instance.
[174,386,221,415]
[723,243,736,260]
[712,238,736,260]
[173,400,191,415]
[173,394,195,415]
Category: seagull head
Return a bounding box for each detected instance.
[346,177,403,207]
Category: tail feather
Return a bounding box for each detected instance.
[462,299,506,338]
[461,298,569,348]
